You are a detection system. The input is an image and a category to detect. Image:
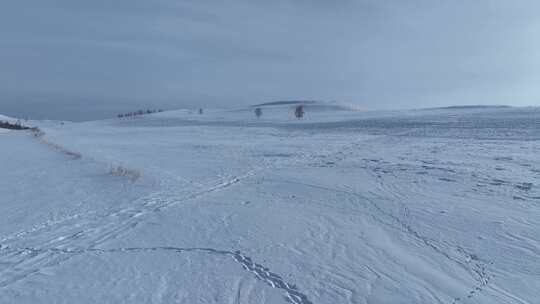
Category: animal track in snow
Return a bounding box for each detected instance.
[0,245,313,304]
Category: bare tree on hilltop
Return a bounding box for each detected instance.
[294,105,304,119]
[254,107,262,118]
[116,109,161,119]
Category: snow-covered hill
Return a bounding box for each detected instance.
[0,114,14,120]
[1,105,539,303]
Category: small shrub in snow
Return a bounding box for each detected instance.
[109,165,141,182]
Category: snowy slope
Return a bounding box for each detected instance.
[1,105,539,303]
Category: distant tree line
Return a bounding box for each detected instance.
[0,120,31,130]
[117,105,307,120]
[252,105,304,119]
[117,109,164,118]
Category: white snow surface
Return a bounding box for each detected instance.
[1,105,539,303]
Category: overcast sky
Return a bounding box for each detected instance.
[1,0,540,120]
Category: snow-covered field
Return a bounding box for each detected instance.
[1,104,539,303]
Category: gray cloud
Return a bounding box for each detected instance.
[1,0,540,120]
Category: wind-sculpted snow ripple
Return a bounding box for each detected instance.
[0,176,247,286]
[0,245,313,304]
[273,177,494,304]
[359,192,494,304]
[0,167,300,301]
